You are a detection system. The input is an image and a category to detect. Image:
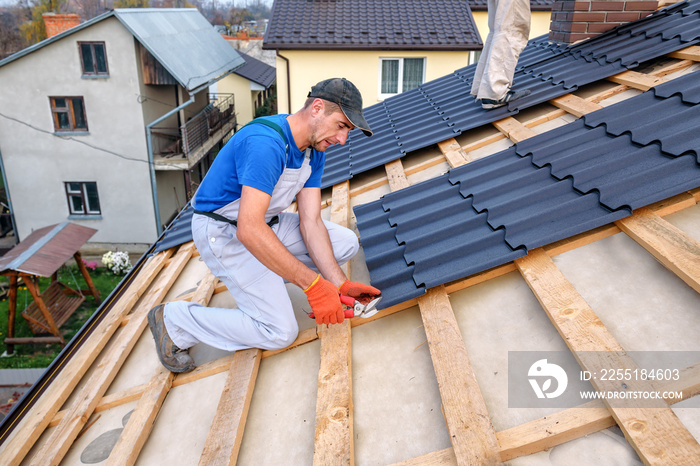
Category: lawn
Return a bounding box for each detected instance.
[0,264,125,369]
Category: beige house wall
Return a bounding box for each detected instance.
[0,17,158,245]
[216,72,257,126]
[275,50,472,113]
[471,10,552,41]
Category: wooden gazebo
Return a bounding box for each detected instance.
[0,222,101,354]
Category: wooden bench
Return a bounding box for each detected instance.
[21,281,85,335]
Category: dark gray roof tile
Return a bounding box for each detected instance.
[264,0,481,50]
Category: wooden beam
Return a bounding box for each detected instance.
[385,159,411,191]
[515,248,700,464]
[550,94,603,118]
[608,70,668,91]
[417,286,502,465]
[397,361,700,464]
[74,251,101,304]
[312,180,355,465]
[313,320,354,465]
[105,367,174,466]
[0,249,172,466]
[616,207,700,293]
[199,348,262,466]
[669,45,700,61]
[31,242,196,466]
[492,117,537,143]
[438,138,471,168]
[331,180,351,279]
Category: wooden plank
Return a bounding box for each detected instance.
[550,94,603,118]
[331,180,351,279]
[398,361,700,464]
[492,116,537,143]
[669,45,700,61]
[616,207,700,293]
[515,248,700,465]
[30,242,196,466]
[313,320,354,465]
[105,367,174,466]
[21,275,62,339]
[0,250,172,466]
[385,159,411,191]
[608,70,668,91]
[314,179,355,465]
[416,286,502,465]
[437,137,471,168]
[199,348,262,466]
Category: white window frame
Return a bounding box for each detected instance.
[378,57,426,100]
[65,182,101,215]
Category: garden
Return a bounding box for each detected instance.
[0,252,132,369]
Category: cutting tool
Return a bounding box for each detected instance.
[308,294,382,320]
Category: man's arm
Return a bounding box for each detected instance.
[236,185,317,290]
[295,187,347,287]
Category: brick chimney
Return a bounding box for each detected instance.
[42,13,81,38]
[549,1,659,44]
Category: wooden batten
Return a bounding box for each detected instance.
[515,249,700,464]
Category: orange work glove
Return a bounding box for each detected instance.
[338,280,381,306]
[304,275,345,325]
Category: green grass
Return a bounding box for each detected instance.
[0,265,124,369]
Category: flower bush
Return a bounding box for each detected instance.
[102,251,132,275]
[82,259,98,271]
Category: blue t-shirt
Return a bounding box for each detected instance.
[193,114,326,212]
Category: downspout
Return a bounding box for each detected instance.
[146,92,195,236]
[0,146,17,243]
[276,50,292,113]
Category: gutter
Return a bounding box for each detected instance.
[146,93,195,236]
[276,50,292,113]
[0,146,18,243]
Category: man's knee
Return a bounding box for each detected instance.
[262,323,299,351]
[334,228,359,264]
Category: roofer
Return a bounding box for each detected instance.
[148,78,381,373]
[472,0,532,109]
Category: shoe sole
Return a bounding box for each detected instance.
[147,305,195,373]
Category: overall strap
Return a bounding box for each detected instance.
[242,118,289,158]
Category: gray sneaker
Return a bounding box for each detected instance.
[481,89,531,109]
[147,304,195,373]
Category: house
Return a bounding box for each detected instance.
[0,9,245,253]
[1,1,700,464]
[263,0,483,113]
[213,50,276,127]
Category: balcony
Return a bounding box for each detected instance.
[152,93,237,170]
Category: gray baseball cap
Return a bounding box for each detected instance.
[308,78,373,137]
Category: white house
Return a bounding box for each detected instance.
[0,9,245,252]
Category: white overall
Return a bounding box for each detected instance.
[163,150,359,352]
[471,0,531,101]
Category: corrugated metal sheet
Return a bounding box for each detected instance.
[152,205,195,255]
[321,0,700,188]
[356,68,700,308]
[234,51,276,88]
[0,223,97,277]
[115,9,245,92]
[264,0,482,50]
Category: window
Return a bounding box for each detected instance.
[79,42,108,76]
[50,97,88,132]
[379,57,425,99]
[65,182,101,215]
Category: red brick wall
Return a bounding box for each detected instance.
[42,13,81,38]
[549,1,659,43]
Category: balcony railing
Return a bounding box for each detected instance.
[152,93,236,168]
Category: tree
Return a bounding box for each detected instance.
[0,6,30,59]
[113,0,150,7]
[18,0,67,45]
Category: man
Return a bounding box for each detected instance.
[148,78,381,373]
[471,0,532,109]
